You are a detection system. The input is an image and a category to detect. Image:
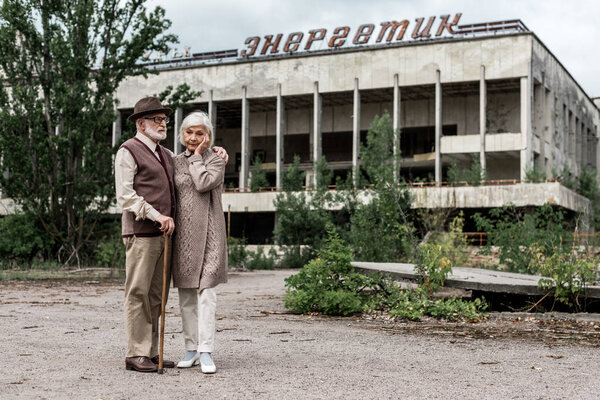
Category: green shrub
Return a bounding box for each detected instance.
[284,227,380,315]
[250,156,269,192]
[227,238,280,270]
[228,237,248,268]
[447,155,487,186]
[345,112,413,262]
[281,155,305,191]
[525,164,546,183]
[414,243,453,294]
[0,213,53,265]
[277,245,315,269]
[473,205,571,273]
[528,245,599,310]
[246,247,278,270]
[93,233,125,268]
[285,226,488,321]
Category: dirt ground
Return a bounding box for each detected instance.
[2,269,600,400]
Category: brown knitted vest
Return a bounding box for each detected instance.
[120,137,175,237]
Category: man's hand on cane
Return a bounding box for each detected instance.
[157,214,175,235]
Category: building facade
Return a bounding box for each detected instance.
[110,19,599,239]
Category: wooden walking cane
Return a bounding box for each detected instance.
[158,232,169,374]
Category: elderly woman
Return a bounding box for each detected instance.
[172,111,228,373]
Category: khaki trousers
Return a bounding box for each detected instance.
[178,288,216,353]
[123,235,171,358]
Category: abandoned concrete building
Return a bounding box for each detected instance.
[111,18,600,241]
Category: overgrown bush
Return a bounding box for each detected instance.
[250,155,269,192]
[473,205,571,273]
[93,235,125,268]
[447,155,487,186]
[417,211,469,269]
[228,237,248,268]
[277,245,315,269]
[284,227,488,321]
[346,112,413,262]
[274,155,333,264]
[414,243,453,294]
[246,247,278,270]
[284,227,385,316]
[525,164,546,182]
[553,164,576,190]
[388,292,487,321]
[528,245,599,311]
[0,213,53,266]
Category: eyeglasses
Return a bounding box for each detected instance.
[143,116,170,124]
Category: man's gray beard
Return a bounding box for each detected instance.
[145,122,167,141]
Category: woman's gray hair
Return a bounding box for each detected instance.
[180,111,213,147]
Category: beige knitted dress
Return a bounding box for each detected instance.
[172,149,228,291]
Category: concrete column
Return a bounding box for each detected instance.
[564,105,569,167]
[352,78,361,187]
[479,65,487,176]
[520,68,532,180]
[239,86,250,190]
[576,119,582,175]
[392,74,401,182]
[312,81,322,187]
[208,90,217,142]
[276,84,285,189]
[173,107,183,155]
[111,110,122,147]
[545,89,554,178]
[434,70,442,184]
[569,110,575,171]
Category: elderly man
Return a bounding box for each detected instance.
[114,96,227,372]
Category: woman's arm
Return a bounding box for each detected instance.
[188,152,225,193]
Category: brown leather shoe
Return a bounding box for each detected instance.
[125,356,158,372]
[151,356,175,368]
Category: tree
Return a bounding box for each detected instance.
[347,112,413,261]
[0,0,178,264]
[249,155,269,192]
[273,155,332,268]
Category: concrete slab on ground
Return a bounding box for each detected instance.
[352,262,600,298]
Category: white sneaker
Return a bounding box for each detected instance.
[177,351,200,368]
[200,352,216,374]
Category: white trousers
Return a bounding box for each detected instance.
[178,287,217,353]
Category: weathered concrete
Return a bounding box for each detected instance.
[410,182,591,214]
[115,34,534,105]
[352,77,360,186]
[352,261,600,298]
[91,181,590,216]
[435,69,442,183]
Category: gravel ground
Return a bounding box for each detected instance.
[1,269,600,400]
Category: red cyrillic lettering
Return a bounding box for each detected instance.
[412,16,436,39]
[328,26,350,47]
[376,20,409,42]
[283,32,304,52]
[353,24,374,45]
[261,34,283,55]
[436,13,462,36]
[240,36,260,57]
[304,29,327,50]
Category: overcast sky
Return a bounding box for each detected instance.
[148,0,600,97]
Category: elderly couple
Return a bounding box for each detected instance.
[114,96,229,374]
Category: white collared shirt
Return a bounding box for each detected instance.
[114,132,167,222]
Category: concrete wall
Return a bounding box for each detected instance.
[116,34,533,106]
[531,37,600,176]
